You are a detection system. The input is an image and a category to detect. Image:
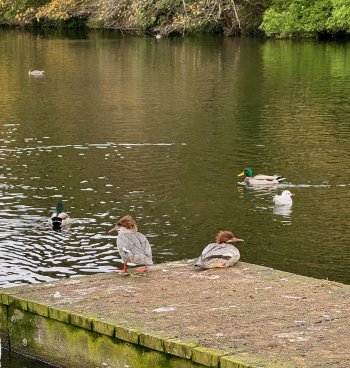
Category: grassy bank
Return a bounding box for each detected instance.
[0,0,350,38]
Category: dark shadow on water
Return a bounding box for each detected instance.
[1,349,57,368]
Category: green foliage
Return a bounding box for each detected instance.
[260,0,350,38]
[0,0,349,37]
[326,0,350,32]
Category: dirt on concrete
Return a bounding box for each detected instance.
[5,261,350,368]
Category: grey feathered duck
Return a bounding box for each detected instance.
[108,215,153,273]
[195,231,244,269]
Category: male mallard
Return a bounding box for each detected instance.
[49,202,71,230]
[273,190,293,206]
[195,231,244,269]
[108,215,153,273]
[28,69,45,76]
[238,168,285,186]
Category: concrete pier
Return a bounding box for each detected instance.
[0,261,349,368]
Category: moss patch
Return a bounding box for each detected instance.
[192,347,229,367]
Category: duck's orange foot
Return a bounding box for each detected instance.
[135,266,148,273]
[114,269,128,274]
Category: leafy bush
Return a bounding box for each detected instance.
[260,0,350,38]
[326,0,350,32]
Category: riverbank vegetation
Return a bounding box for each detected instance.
[0,0,349,38]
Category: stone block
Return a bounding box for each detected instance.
[48,307,71,324]
[0,292,9,305]
[27,302,49,317]
[220,355,255,368]
[8,296,28,311]
[70,313,92,330]
[139,332,166,352]
[114,325,140,344]
[164,338,198,359]
[92,320,115,337]
[192,346,228,367]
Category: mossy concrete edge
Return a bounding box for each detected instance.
[0,290,278,368]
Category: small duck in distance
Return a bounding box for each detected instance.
[195,231,244,269]
[108,215,153,273]
[238,168,285,186]
[273,190,294,206]
[28,69,45,76]
[49,202,71,230]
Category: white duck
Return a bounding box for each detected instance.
[28,69,45,76]
[108,215,153,273]
[48,202,71,230]
[273,190,294,206]
[195,231,244,269]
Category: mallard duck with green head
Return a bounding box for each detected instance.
[49,202,71,230]
[238,168,285,186]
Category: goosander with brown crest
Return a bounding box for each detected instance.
[108,215,153,273]
[195,231,244,269]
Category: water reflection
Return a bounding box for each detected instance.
[273,204,293,218]
[0,347,56,368]
[0,29,349,287]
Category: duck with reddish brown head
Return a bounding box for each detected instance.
[108,215,153,273]
[195,231,244,269]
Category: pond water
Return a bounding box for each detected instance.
[1,27,350,368]
[0,29,349,289]
[0,348,56,368]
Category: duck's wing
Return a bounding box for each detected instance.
[196,243,240,268]
[273,195,292,206]
[254,174,284,182]
[58,212,69,220]
[117,232,153,265]
[196,244,231,264]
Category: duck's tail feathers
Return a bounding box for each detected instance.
[276,176,285,182]
[51,216,63,230]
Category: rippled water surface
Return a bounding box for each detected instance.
[0,29,350,294]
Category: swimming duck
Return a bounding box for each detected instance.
[49,202,71,230]
[238,168,285,186]
[108,215,153,273]
[195,231,244,269]
[28,69,45,76]
[273,190,293,206]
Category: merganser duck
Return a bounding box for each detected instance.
[108,215,153,273]
[195,231,244,269]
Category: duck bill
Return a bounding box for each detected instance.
[228,237,244,243]
[237,172,245,177]
[108,225,119,234]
